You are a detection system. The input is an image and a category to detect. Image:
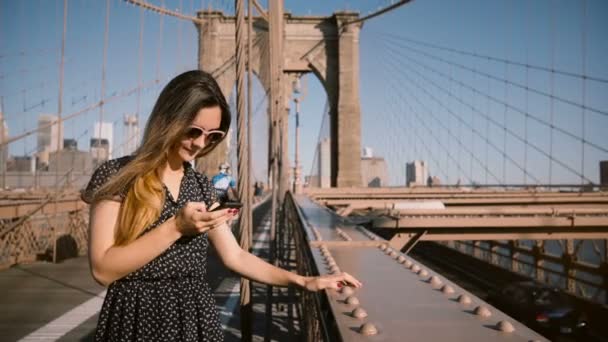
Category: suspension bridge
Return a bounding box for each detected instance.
[1,0,607,341]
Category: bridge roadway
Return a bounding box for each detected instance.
[0,195,548,341]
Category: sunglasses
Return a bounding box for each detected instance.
[184,126,226,144]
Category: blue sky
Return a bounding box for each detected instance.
[1,0,607,185]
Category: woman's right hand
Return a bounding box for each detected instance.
[174,202,235,236]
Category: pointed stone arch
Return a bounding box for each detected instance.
[195,10,362,187]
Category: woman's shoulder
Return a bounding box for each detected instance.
[188,166,218,205]
[81,155,135,203]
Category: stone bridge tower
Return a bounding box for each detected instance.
[195,10,362,188]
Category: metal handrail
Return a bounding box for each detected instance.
[281,192,336,341]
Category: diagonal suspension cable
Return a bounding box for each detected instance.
[376,47,462,184]
[385,55,528,184]
[374,30,608,84]
[380,44,504,184]
[380,40,593,183]
[379,36,608,155]
[379,33,608,119]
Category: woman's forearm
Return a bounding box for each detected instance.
[228,250,309,288]
[91,217,181,286]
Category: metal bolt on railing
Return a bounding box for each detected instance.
[340,285,355,296]
[379,244,388,251]
[441,284,455,294]
[359,322,378,336]
[411,264,421,273]
[496,320,515,333]
[397,255,406,263]
[404,260,413,268]
[457,294,472,305]
[418,269,429,277]
[351,307,368,319]
[389,250,398,258]
[473,306,492,318]
[345,296,360,305]
[428,275,442,287]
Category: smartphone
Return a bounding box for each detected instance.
[209,201,243,212]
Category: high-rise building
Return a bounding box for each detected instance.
[37,114,64,167]
[406,160,428,187]
[361,156,388,187]
[123,115,140,156]
[92,121,113,159]
[63,138,77,151]
[0,107,9,188]
[317,138,330,188]
[90,138,110,166]
[601,161,608,189]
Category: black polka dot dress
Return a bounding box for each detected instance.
[83,156,224,342]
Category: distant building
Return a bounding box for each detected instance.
[427,175,441,187]
[123,114,139,156]
[90,138,110,166]
[7,156,35,173]
[601,161,608,189]
[0,109,9,186]
[317,137,330,188]
[37,114,64,166]
[48,149,92,174]
[92,122,113,159]
[361,149,388,187]
[406,160,428,187]
[63,138,78,151]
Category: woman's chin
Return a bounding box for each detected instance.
[179,149,198,162]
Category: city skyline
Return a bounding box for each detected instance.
[1,0,607,185]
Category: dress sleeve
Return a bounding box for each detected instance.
[80,159,129,204]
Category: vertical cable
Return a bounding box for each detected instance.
[235,0,252,340]
[502,0,509,185]
[136,6,145,153]
[485,59,490,185]
[580,0,588,185]
[97,0,110,167]
[157,0,164,82]
[53,0,68,263]
[549,0,555,184]
[524,2,530,185]
[177,0,183,73]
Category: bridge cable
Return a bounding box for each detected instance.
[376,34,608,154]
[379,42,503,184]
[377,33,608,120]
[381,42,535,184]
[375,41,465,184]
[379,39,591,183]
[381,41,543,184]
[372,31,608,85]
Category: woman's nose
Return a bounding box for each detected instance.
[192,135,207,149]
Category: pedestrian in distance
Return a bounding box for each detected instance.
[81,70,362,342]
[211,162,238,203]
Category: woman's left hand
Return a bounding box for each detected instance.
[302,272,363,292]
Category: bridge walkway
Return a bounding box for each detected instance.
[0,199,297,341]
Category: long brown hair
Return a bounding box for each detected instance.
[91,70,231,245]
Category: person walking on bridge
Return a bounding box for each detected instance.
[211,162,237,203]
[81,70,362,342]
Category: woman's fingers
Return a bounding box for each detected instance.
[341,272,363,288]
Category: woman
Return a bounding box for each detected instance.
[82,70,362,341]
